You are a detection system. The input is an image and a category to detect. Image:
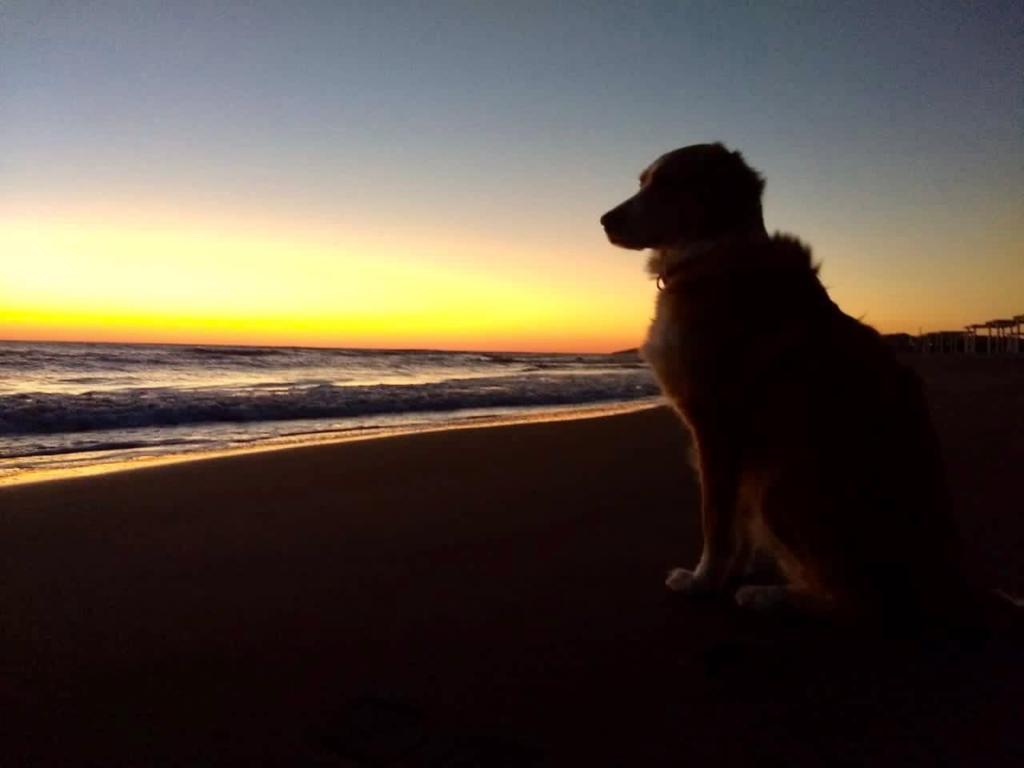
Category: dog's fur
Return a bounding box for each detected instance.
[601,143,968,625]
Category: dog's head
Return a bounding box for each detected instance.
[600,143,766,252]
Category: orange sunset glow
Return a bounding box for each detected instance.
[1,204,653,352]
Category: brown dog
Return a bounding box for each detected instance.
[601,143,968,625]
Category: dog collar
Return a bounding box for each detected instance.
[655,242,716,292]
[654,234,767,292]
[656,263,688,292]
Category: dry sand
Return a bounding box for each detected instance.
[2,357,1022,766]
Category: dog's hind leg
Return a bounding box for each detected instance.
[734,585,835,617]
[738,545,782,584]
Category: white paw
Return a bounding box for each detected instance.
[734,585,789,613]
[666,567,715,596]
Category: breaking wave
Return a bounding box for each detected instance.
[0,372,659,436]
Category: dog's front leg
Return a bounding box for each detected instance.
[667,436,744,596]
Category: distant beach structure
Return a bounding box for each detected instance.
[885,313,1023,356]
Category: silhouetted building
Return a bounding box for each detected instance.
[920,331,970,356]
[915,314,1023,356]
[882,333,917,353]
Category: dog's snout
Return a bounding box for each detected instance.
[600,207,622,230]
[601,202,643,249]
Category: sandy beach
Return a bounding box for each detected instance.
[2,358,1023,766]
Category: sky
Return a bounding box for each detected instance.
[2,1,1021,352]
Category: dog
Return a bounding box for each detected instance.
[600,143,969,625]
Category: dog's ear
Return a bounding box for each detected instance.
[703,150,766,236]
[720,150,765,202]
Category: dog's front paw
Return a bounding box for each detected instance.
[666,567,718,597]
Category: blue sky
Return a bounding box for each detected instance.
[2,1,1021,349]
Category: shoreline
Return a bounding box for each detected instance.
[0,398,661,488]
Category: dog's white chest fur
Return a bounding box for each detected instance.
[642,293,677,355]
[640,245,715,394]
[640,292,686,396]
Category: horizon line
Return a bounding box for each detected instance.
[0,336,642,357]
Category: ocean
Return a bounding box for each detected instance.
[0,341,660,484]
